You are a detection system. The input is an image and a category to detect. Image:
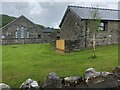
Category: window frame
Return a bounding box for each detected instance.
[15,31,18,39]
[98,21,108,31]
[20,26,25,38]
[26,31,30,38]
[98,22,105,31]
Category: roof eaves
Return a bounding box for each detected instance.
[0,17,18,29]
[59,6,70,28]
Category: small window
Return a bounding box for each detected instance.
[98,22,105,31]
[38,34,41,38]
[15,31,18,38]
[1,34,5,39]
[48,33,50,36]
[27,32,30,38]
[56,36,60,40]
[20,27,25,38]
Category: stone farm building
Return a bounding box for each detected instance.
[43,27,60,43]
[0,15,44,44]
[0,15,57,45]
[59,6,120,52]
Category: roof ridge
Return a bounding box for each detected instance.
[1,15,35,29]
[68,5,119,11]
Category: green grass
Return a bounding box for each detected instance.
[2,44,118,87]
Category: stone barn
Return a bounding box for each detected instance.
[43,27,60,43]
[43,27,54,43]
[59,6,119,52]
[0,15,44,45]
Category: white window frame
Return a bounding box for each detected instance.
[1,34,5,39]
[27,32,30,38]
[20,27,25,38]
[98,22,105,31]
[15,31,18,38]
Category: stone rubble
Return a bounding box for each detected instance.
[1,66,120,88]
[112,66,120,74]
[20,78,40,90]
[0,83,11,90]
[61,76,82,87]
[42,72,61,88]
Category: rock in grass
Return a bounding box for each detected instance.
[20,78,40,90]
[61,76,82,87]
[0,83,11,90]
[84,68,101,85]
[42,72,61,88]
[83,68,120,87]
[112,66,120,74]
[84,68,101,78]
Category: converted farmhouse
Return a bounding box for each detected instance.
[59,6,119,52]
[0,15,45,45]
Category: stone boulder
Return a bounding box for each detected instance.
[20,78,40,90]
[61,76,82,87]
[88,73,120,88]
[42,72,61,88]
[0,83,11,90]
[84,68,102,85]
[84,68,101,78]
[83,68,120,88]
[112,66,120,74]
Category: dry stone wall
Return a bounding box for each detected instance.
[1,66,120,89]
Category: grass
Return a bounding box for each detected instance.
[2,44,118,87]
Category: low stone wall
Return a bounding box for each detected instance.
[1,38,44,45]
[64,39,83,52]
[87,31,118,47]
[1,66,120,89]
[63,36,118,52]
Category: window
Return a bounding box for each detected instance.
[98,22,105,31]
[1,34,5,39]
[27,32,30,38]
[38,34,41,38]
[20,27,25,38]
[48,33,50,36]
[15,31,18,38]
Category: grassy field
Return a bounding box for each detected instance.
[2,44,118,87]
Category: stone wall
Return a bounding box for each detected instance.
[1,66,120,89]
[1,16,44,45]
[60,9,119,51]
[60,9,86,49]
[42,32,51,43]
[1,38,44,45]
[87,21,118,47]
[64,39,82,52]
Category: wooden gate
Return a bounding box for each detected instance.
[56,39,65,51]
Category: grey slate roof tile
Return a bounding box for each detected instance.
[59,6,119,27]
[69,6,119,21]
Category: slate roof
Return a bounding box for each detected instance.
[59,6,120,27]
[1,15,43,31]
[1,15,32,29]
[43,28,54,33]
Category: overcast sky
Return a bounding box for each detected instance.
[1,0,120,28]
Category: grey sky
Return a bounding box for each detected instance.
[1,0,120,28]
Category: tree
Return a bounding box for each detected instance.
[87,7,101,58]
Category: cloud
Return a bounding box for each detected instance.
[1,1,119,28]
[1,0,120,2]
[28,2,45,16]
